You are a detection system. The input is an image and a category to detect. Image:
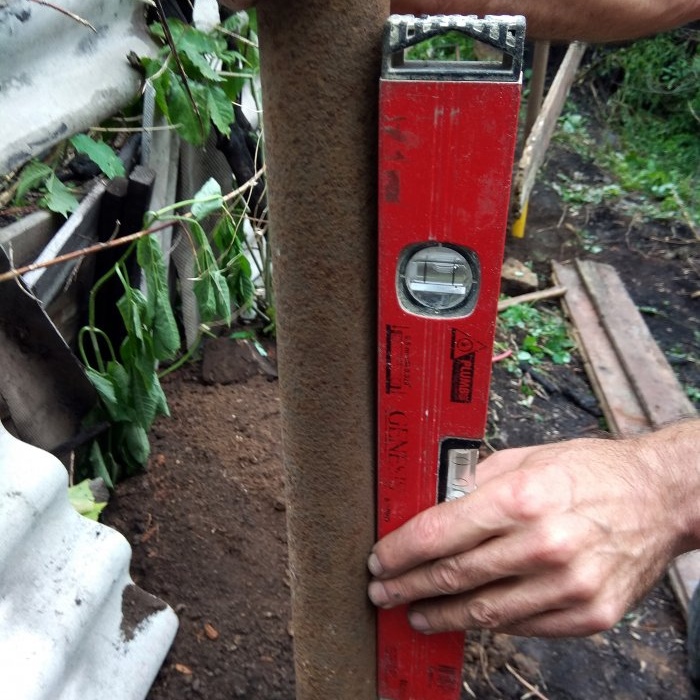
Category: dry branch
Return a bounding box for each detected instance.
[497,285,567,311]
[0,167,265,285]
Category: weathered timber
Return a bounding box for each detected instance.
[552,261,648,436]
[553,259,698,615]
[575,259,695,427]
[512,42,587,220]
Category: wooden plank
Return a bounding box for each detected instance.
[552,261,648,436]
[22,179,106,305]
[553,259,698,616]
[512,42,587,220]
[523,41,550,138]
[575,259,696,428]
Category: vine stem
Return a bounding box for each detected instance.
[28,0,97,32]
[0,166,266,284]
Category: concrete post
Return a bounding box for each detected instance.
[257,1,388,697]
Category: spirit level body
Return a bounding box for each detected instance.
[377,15,524,700]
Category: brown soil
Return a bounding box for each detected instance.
[102,89,699,698]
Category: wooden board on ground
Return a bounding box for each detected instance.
[552,259,699,615]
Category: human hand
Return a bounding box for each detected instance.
[368,429,693,637]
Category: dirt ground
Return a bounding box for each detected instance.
[102,84,699,697]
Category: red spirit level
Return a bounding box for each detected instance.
[377,15,525,699]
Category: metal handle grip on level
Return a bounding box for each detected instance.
[382,14,525,81]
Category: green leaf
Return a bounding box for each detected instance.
[141,60,171,119]
[168,73,209,145]
[191,178,224,220]
[14,161,52,204]
[220,73,245,102]
[211,268,232,320]
[123,423,151,467]
[104,361,134,422]
[137,237,180,360]
[194,274,218,322]
[68,479,108,520]
[222,11,250,34]
[88,441,115,490]
[179,30,223,82]
[117,286,148,343]
[118,331,168,429]
[187,219,210,250]
[212,214,237,253]
[41,174,79,217]
[70,134,126,179]
[227,254,255,309]
[85,367,117,407]
[207,85,233,137]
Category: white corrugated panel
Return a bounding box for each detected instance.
[0,0,156,175]
[0,424,178,700]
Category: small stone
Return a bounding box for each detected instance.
[501,257,538,296]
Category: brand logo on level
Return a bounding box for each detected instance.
[450,328,481,403]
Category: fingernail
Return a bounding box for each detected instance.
[368,580,390,607]
[408,611,432,633]
[367,552,384,577]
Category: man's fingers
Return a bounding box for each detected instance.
[368,445,548,579]
[369,532,527,608]
[369,510,593,609]
[406,572,622,636]
[369,493,500,579]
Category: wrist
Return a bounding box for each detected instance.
[637,420,700,554]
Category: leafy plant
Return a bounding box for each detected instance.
[70,134,126,179]
[498,303,575,368]
[14,160,79,217]
[138,14,256,146]
[13,134,126,217]
[564,29,700,226]
[77,178,256,486]
[68,479,108,521]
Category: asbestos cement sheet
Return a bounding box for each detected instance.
[0,0,156,175]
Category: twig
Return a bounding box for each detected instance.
[28,0,97,32]
[154,0,205,139]
[0,220,173,284]
[89,125,178,134]
[0,167,265,284]
[497,285,567,311]
[462,679,477,698]
[505,662,550,700]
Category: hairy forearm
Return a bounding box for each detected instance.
[640,418,700,554]
[220,0,700,42]
[390,0,700,41]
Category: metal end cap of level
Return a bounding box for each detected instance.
[382,14,526,82]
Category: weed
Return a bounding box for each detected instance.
[566,29,700,226]
[497,303,575,370]
[138,14,255,147]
